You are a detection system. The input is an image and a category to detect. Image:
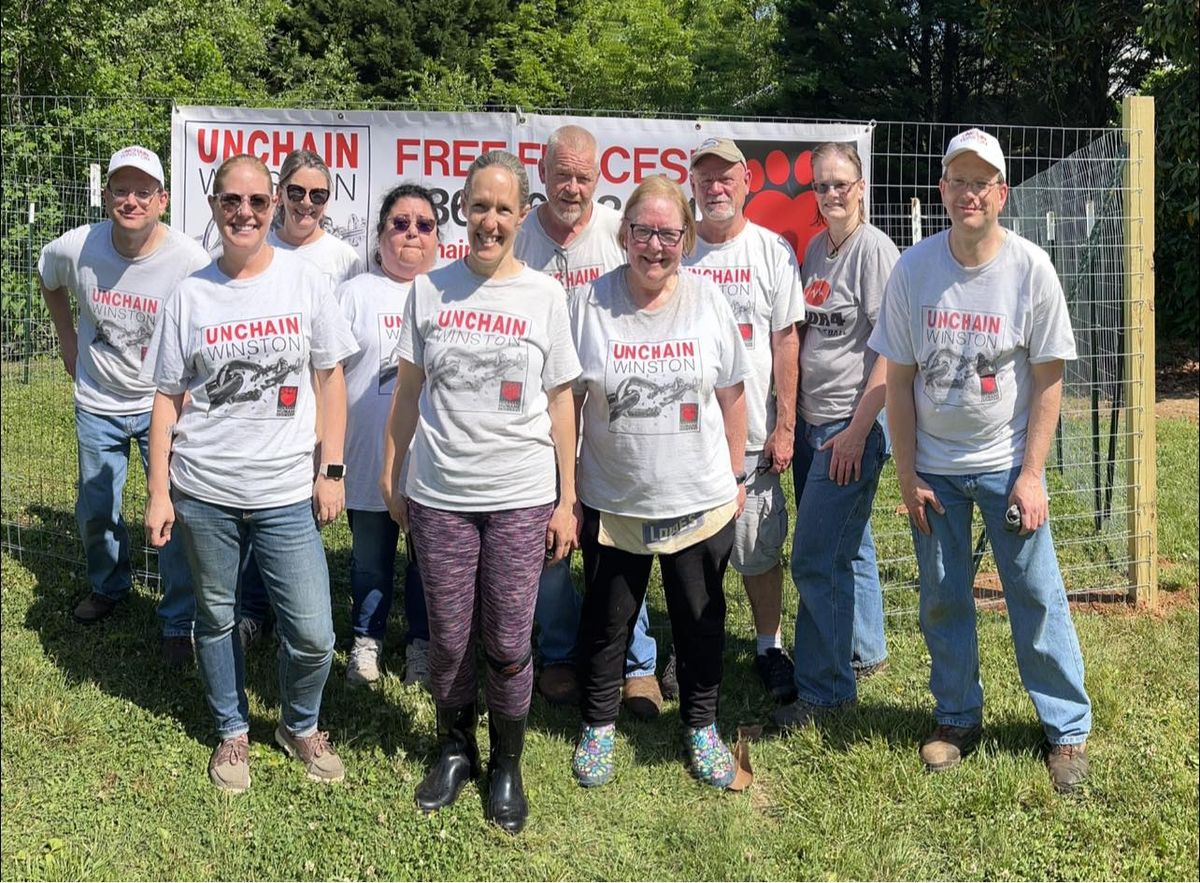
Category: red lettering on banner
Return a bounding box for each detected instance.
[602,146,631,184]
[633,147,657,182]
[396,139,419,174]
[196,128,360,168]
[425,140,450,176]
[518,141,543,166]
[660,147,688,183]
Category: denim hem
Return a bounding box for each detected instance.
[1045,735,1089,746]
[851,655,888,670]
[623,671,656,680]
[161,628,194,638]
[93,587,131,600]
[286,724,318,739]
[216,726,250,741]
[935,716,982,729]
[795,690,853,710]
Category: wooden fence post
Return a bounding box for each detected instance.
[1122,95,1157,608]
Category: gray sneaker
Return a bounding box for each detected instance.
[1046,741,1088,793]
[403,638,430,689]
[208,733,250,793]
[274,726,345,783]
[346,636,383,687]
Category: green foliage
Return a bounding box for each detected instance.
[1140,0,1199,343]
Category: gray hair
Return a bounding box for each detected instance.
[545,125,599,172]
[464,150,530,208]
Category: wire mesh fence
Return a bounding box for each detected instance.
[0,95,1153,618]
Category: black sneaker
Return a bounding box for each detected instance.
[755,648,798,703]
[659,649,679,700]
[72,592,118,624]
[237,616,266,653]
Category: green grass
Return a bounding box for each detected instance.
[2,359,1199,880]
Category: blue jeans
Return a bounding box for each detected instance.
[536,557,656,678]
[347,509,429,642]
[172,493,335,740]
[74,406,194,637]
[913,467,1091,745]
[790,417,889,707]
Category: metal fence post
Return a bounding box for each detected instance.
[1122,95,1157,608]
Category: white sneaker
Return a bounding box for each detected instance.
[403,638,430,689]
[346,636,383,687]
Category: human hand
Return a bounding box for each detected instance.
[1008,471,1048,536]
[899,471,944,535]
[313,475,345,527]
[819,425,867,486]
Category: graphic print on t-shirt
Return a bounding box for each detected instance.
[89,286,161,364]
[605,338,702,434]
[426,307,531,413]
[377,313,404,395]
[550,260,606,303]
[686,266,756,347]
[199,313,306,418]
[920,306,1005,406]
[804,277,849,339]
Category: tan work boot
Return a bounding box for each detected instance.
[275,726,345,783]
[1046,741,1089,793]
[919,723,983,771]
[622,675,663,721]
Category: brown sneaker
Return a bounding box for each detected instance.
[854,660,890,682]
[622,675,663,721]
[1046,741,1088,793]
[73,592,119,624]
[208,734,250,793]
[161,635,194,669]
[274,726,345,783]
[919,723,983,771]
[537,663,579,706]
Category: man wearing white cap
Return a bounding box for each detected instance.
[39,145,210,665]
[869,128,1092,792]
[685,137,804,704]
[515,124,664,716]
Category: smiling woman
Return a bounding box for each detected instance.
[142,151,360,795]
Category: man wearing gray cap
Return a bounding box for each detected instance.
[869,128,1092,792]
[685,137,804,704]
[39,145,210,665]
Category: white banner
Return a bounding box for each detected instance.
[171,107,872,267]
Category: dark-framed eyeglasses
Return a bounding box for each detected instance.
[813,179,861,195]
[108,185,161,203]
[390,215,437,235]
[214,192,273,214]
[285,184,330,205]
[627,222,685,247]
[944,176,1002,196]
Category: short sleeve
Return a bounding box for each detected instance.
[37,236,70,291]
[868,260,916,365]
[862,232,900,327]
[769,238,805,331]
[1026,257,1077,363]
[310,283,359,369]
[541,293,582,390]
[397,277,423,367]
[148,289,190,394]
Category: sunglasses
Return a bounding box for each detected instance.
[285,184,330,205]
[814,179,861,195]
[391,215,437,235]
[214,192,273,214]
[627,223,685,247]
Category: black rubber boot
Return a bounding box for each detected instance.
[485,712,528,833]
[415,703,479,812]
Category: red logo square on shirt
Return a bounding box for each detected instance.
[679,402,699,431]
[499,380,523,412]
[738,323,754,347]
[277,385,298,416]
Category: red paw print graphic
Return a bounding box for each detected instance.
[742,144,827,260]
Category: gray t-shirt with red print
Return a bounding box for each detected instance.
[397,261,582,512]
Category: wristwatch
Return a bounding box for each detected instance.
[319,463,345,481]
[734,471,749,486]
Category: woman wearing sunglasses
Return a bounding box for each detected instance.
[569,175,750,790]
[773,142,901,729]
[236,149,366,650]
[144,153,358,793]
[387,151,580,833]
[337,183,440,690]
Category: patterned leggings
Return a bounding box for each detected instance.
[407,499,554,718]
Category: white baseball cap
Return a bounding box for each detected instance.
[107,145,165,188]
[942,128,1006,181]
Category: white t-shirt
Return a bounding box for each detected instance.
[267,229,365,288]
[397,261,582,512]
[684,222,804,449]
[37,222,210,415]
[146,250,359,508]
[868,230,1077,474]
[799,223,900,425]
[570,268,752,519]
[514,202,625,305]
[338,273,412,512]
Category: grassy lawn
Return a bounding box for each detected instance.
[2,363,1198,880]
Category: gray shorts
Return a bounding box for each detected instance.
[731,451,788,576]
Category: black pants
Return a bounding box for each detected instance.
[577,505,735,728]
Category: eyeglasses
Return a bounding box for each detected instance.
[627,223,685,247]
[390,215,437,235]
[108,186,161,203]
[285,184,330,206]
[214,192,273,214]
[814,179,861,195]
[944,176,1002,195]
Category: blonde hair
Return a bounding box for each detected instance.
[212,153,271,194]
[619,175,697,256]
